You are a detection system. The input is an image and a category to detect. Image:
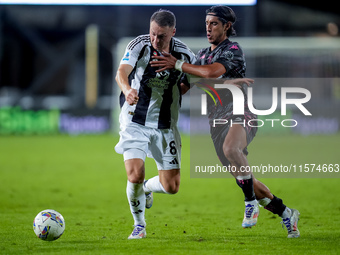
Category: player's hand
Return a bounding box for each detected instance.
[150,52,177,72]
[125,88,139,106]
[225,78,254,88]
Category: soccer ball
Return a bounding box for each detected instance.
[33,209,65,241]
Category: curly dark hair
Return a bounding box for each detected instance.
[206,5,237,37]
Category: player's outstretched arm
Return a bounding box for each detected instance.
[150,52,226,79]
[115,64,139,105]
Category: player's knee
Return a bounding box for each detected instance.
[127,171,144,184]
[125,159,145,184]
[223,145,241,163]
[163,182,180,194]
[166,187,179,194]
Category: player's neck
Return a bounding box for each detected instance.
[163,45,170,53]
[210,37,229,51]
[161,42,171,53]
[156,38,172,53]
[154,45,170,54]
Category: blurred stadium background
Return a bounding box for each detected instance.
[1,2,340,253]
[0,0,339,136]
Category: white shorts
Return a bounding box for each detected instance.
[115,122,181,170]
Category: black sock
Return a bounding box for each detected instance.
[264,195,287,216]
[236,177,256,201]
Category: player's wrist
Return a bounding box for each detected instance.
[122,86,132,95]
[175,59,185,72]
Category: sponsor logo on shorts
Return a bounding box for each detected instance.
[169,158,179,165]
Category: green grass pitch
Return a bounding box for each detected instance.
[1,134,340,254]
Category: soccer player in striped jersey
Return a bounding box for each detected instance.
[151,5,300,238]
[115,9,195,239]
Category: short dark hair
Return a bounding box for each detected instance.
[206,5,237,37]
[150,9,176,28]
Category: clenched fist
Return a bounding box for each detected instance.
[125,88,139,106]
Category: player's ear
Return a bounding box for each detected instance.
[172,27,176,37]
[224,22,231,32]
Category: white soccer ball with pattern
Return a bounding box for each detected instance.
[33,209,65,241]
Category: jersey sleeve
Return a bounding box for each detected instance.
[174,39,196,87]
[194,48,205,65]
[119,35,147,67]
[187,49,196,65]
[215,43,246,78]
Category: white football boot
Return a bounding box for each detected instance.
[128,225,146,239]
[242,201,259,228]
[281,209,300,238]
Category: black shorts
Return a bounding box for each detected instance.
[210,113,257,167]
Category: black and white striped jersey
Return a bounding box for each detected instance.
[118,34,195,129]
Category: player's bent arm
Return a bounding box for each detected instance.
[181,62,226,79]
[150,53,226,78]
[115,64,139,105]
[115,64,133,94]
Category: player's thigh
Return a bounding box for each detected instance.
[223,125,250,177]
[115,124,150,154]
[223,124,248,151]
[149,128,181,171]
[116,123,150,183]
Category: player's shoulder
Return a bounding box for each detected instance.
[173,37,188,49]
[127,34,150,51]
[172,37,194,54]
[224,40,243,52]
[196,46,210,57]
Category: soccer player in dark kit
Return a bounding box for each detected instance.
[151,5,300,238]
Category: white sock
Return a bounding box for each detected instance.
[126,181,146,226]
[258,197,271,207]
[143,176,168,194]
[281,207,292,219]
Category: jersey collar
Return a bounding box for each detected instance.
[210,38,231,53]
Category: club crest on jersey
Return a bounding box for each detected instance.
[221,51,234,61]
[148,75,170,89]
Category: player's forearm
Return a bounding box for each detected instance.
[182,63,211,78]
[150,54,223,78]
[180,62,225,79]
